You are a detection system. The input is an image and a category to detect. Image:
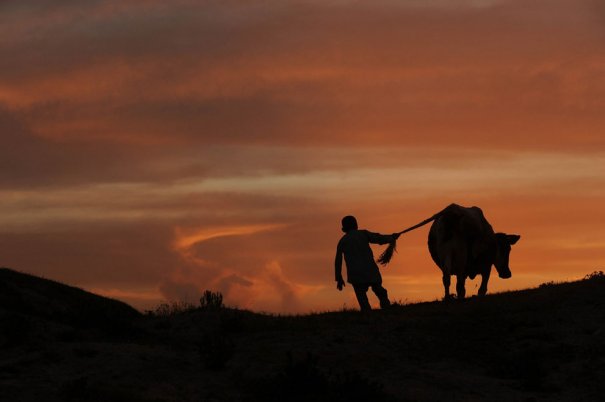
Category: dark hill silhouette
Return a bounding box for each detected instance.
[0,267,604,401]
[0,267,139,329]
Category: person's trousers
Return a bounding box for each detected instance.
[352,283,391,311]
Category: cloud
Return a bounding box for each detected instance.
[0,106,210,189]
[216,273,253,291]
[1,0,604,150]
[0,221,178,289]
[158,278,201,304]
[173,223,284,251]
[0,0,604,312]
[164,220,327,312]
[166,260,318,313]
[260,261,305,311]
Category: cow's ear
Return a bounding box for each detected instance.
[507,234,521,245]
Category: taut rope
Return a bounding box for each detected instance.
[395,213,441,236]
[378,210,445,266]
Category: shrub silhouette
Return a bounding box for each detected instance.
[151,301,195,317]
[200,290,224,310]
[584,270,605,280]
[147,290,223,316]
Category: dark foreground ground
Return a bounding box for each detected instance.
[1,267,604,402]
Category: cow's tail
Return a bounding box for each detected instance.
[377,206,450,266]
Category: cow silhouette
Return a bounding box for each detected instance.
[381,203,521,299]
[426,204,520,299]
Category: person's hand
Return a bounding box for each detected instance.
[336,278,345,291]
[392,232,401,240]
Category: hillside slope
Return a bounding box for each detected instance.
[0,268,139,335]
[0,269,604,401]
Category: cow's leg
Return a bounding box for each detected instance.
[442,273,451,300]
[456,274,466,300]
[452,242,468,300]
[442,249,455,300]
[478,270,490,296]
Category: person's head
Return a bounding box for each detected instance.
[341,215,358,232]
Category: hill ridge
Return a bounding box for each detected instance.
[0,267,140,326]
[1,268,604,401]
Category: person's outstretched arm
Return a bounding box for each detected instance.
[366,231,399,245]
[334,240,345,290]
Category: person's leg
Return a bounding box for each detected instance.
[371,284,391,309]
[352,284,371,311]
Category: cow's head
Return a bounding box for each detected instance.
[494,233,521,279]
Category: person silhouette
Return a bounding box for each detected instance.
[335,215,400,311]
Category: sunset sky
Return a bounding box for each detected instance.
[1,0,604,313]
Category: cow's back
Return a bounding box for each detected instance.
[428,204,496,276]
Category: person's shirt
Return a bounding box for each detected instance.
[335,230,394,284]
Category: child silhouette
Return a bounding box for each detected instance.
[335,215,399,311]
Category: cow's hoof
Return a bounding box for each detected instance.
[452,293,467,302]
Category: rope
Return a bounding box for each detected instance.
[378,211,443,266]
[396,213,441,235]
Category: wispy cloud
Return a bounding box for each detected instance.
[1,0,604,312]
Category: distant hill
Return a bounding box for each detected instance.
[0,267,140,328]
[0,268,603,401]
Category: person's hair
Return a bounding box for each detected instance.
[341,215,358,232]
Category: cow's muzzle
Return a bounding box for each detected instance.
[499,271,512,279]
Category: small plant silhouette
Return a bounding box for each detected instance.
[151,301,195,316]
[200,290,224,310]
[584,270,605,280]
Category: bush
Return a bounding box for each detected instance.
[584,271,605,280]
[150,301,196,317]
[200,290,224,310]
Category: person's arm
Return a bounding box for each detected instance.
[366,230,397,245]
[335,240,345,290]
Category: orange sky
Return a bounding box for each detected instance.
[1,0,604,312]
